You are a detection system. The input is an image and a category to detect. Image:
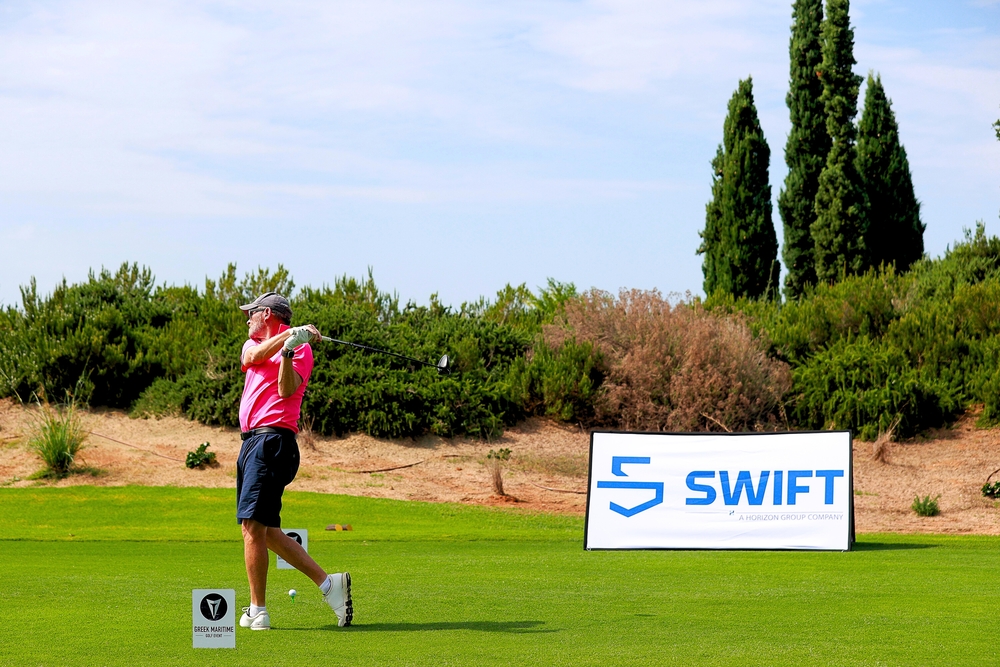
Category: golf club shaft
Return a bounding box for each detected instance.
[320,336,439,369]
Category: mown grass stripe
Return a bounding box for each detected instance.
[0,486,582,542]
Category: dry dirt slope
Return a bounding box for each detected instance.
[2,399,999,534]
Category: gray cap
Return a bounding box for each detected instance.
[239,291,293,321]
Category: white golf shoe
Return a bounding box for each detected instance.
[322,572,353,627]
[239,607,271,630]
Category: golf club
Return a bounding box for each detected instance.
[319,336,450,374]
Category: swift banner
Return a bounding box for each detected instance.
[585,431,854,551]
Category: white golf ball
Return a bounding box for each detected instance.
[288,589,297,597]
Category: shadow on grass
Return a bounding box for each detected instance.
[285,620,554,634]
[852,541,937,551]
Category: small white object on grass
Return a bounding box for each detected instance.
[289,589,297,602]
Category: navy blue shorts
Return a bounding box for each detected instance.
[236,430,300,527]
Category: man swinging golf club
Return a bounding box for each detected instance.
[236,291,352,631]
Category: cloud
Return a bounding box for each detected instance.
[0,0,997,308]
[0,0,793,219]
[529,0,788,93]
[852,35,1000,228]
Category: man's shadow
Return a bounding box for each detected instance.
[284,620,554,634]
[852,541,936,551]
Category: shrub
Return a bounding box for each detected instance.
[296,289,530,439]
[790,335,960,440]
[16,229,1000,444]
[766,267,904,364]
[507,338,602,423]
[718,230,1000,439]
[28,401,87,479]
[462,279,577,334]
[911,495,941,517]
[1,266,170,407]
[871,419,897,463]
[484,448,512,496]
[130,271,539,439]
[665,309,791,432]
[904,222,1000,303]
[133,359,244,428]
[961,318,1000,427]
[548,289,791,432]
[185,442,217,469]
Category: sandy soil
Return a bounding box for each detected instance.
[2,398,1000,534]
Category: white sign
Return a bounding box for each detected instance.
[585,431,853,551]
[192,589,235,649]
[276,528,308,569]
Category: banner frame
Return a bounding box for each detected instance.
[584,429,854,552]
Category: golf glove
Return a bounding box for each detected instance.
[283,327,313,351]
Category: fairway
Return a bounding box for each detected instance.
[2,487,999,666]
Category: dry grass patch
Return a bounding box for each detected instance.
[513,453,588,478]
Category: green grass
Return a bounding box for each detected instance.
[2,487,999,666]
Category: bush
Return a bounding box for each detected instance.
[0,265,170,407]
[130,272,544,439]
[905,222,1000,303]
[484,448,512,496]
[291,285,532,439]
[765,267,904,364]
[185,442,217,469]
[28,401,87,479]
[507,338,603,423]
[133,361,244,428]
[790,336,960,440]
[13,226,1000,443]
[549,289,790,432]
[715,227,1000,439]
[911,495,941,517]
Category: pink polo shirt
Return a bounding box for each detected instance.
[239,323,314,434]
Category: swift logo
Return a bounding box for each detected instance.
[685,470,844,506]
[596,456,664,517]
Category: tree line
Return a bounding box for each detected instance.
[699,0,925,301]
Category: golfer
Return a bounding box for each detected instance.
[235,291,353,631]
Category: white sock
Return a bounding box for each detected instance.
[319,576,332,595]
[250,604,266,616]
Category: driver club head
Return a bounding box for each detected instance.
[436,355,450,374]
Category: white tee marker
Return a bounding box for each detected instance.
[276,528,308,570]
[192,589,235,649]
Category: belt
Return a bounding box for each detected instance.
[241,426,296,441]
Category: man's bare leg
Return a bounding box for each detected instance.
[242,519,270,606]
[265,527,328,586]
[266,527,351,627]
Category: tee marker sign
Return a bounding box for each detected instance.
[192,589,235,648]
[276,528,308,569]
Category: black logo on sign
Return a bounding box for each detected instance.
[287,531,303,545]
[200,594,228,621]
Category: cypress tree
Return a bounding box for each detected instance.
[856,73,924,270]
[778,0,829,299]
[701,144,726,295]
[811,0,869,283]
[698,77,780,300]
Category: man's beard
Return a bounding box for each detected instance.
[248,319,266,339]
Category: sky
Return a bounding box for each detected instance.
[1,0,998,308]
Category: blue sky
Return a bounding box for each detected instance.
[1,0,998,307]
